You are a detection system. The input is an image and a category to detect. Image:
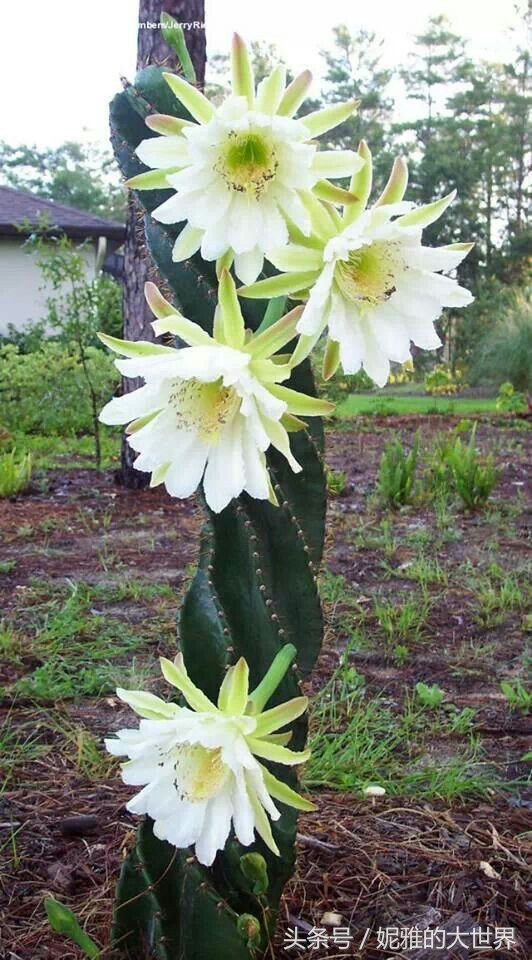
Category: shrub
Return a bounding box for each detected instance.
[446,427,498,510]
[0,342,118,437]
[496,381,527,414]
[424,363,464,396]
[470,288,532,391]
[0,449,32,497]
[377,432,419,508]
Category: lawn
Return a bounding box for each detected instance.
[336,392,500,417]
[0,415,530,958]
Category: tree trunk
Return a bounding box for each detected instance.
[119,0,206,487]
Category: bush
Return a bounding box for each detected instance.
[377,432,419,508]
[0,449,32,497]
[496,381,527,414]
[424,363,465,396]
[470,288,532,391]
[0,342,118,436]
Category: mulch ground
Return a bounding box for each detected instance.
[0,415,530,959]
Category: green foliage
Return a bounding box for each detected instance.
[0,226,122,465]
[0,140,125,220]
[424,363,464,396]
[500,679,531,716]
[0,449,32,497]
[446,428,498,510]
[377,432,419,507]
[0,342,117,436]
[317,25,394,182]
[471,289,532,392]
[496,382,527,413]
[337,394,499,417]
[326,466,346,496]
[108,63,326,960]
[44,898,99,957]
[415,682,445,708]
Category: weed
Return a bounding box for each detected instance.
[415,682,445,708]
[476,575,525,627]
[400,554,448,588]
[16,524,34,538]
[377,432,419,508]
[319,568,350,606]
[0,560,16,574]
[394,644,410,665]
[326,467,347,496]
[500,679,531,715]
[447,428,498,510]
[374,595,430,644]
[447,707,477,734]
[0,449,32,497]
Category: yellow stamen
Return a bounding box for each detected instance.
[217,130,278,197]
[169,378,239,442]
[335,240,404,306]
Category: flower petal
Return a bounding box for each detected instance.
[163,72,216,124]
[259,765,316,811]
[160,654,218,712]
[312,150,364,179]
[300,99,358,138]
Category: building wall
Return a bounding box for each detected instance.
[0,237,98,336]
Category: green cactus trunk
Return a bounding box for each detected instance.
[109,67,326,959]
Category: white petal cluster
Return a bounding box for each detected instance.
[297,201,474,386]
[106,653,312,866]
[239,153,475,387]
[99,274,333,512]
[140,98,318,284]
[130,35,361,283]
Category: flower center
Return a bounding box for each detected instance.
[169,378,239,442]
[217,130,278,197]
[173,744,229,803]
[334,241,405,306]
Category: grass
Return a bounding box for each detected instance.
[304,652,491,800]
[374,595,430,644]
[2,432,120,471]
[2,579,174,701]
[337,394,500,417]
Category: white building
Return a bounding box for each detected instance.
[0,186,125,336]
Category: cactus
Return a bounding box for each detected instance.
[109,65,326,959]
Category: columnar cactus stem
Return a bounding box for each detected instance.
[109,65,326,959]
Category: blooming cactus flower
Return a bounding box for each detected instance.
[239,144,474,386]
[105,645,314,866]
[128,34,363,284]
[99,271,334,512]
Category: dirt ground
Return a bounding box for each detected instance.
[0,416,530,959]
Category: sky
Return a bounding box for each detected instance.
[1,0,524,149]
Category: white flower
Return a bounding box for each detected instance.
[128,34,363,283]
[98,271,334,512]
[105,647,314,867]
[239,146,475,386]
